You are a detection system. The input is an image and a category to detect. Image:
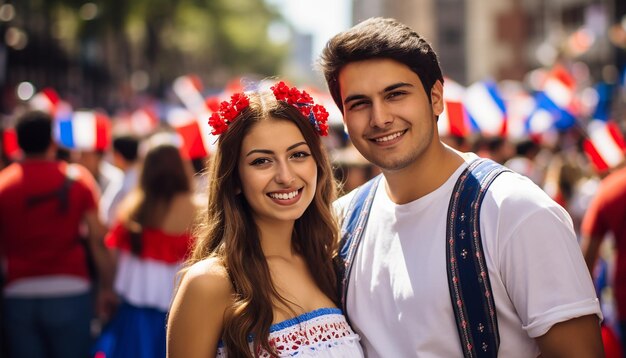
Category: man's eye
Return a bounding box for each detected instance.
[349,100,369,110]
[387,91,406,99]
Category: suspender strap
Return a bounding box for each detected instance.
[337,174,382,312]
[446,158,510,358]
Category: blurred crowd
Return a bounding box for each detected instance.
[0,59,626,356]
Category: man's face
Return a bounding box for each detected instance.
[338,58,443,172]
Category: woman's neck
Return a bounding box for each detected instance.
[256,219,296,259]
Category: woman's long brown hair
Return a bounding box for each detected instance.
[121,144,192,255]
[185,91,339,357]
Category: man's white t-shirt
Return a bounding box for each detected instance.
[335,158,601,357]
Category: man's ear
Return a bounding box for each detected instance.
[430,80,444,117]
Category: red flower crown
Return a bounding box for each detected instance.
[207,81,330,136]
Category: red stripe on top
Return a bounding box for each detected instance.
[608,122,626,150]
[583,139,609,173]
[105,223,193,264]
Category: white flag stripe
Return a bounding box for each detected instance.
[544,78,572,108]
[588,121,624,168]
[528,109,553,134]
[166,107,196,127]
[173,76,210,118]
[72,111,97,149]
[29,93,54,113]
[464,83,503,135]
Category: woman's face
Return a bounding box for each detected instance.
[237,119,318,226]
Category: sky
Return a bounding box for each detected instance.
[265,0,352,59]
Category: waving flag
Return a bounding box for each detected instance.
[463,80,507,136]
[583,120,626,172]
[528,65,579,132]
[166,107,207,160]
[501,84,535,140]
[172,75,216,155]
[438,78,470,137]
[55,110,111,151]
[29,88,60,115]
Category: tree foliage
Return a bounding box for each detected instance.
[12,0,288,104]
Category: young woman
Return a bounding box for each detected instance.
[93,141,198,358]
[166,82,363,357]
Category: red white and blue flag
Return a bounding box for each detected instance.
[463,80,507,137]
[54,110,111,151]
[583,120,626,172]
[527,65,578,134]
[438,78,471,138]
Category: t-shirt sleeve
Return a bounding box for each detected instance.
[499,206,602,338]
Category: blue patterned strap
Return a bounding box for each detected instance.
[337,174,382,313]
[446,158,511,358]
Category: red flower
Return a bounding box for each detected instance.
[271,81,331,137]
[207,93,250,135]
[208,112,228,135]
[297,90,313,105]
[271,81,291,102]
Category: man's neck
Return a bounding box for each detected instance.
[382,144,466,204]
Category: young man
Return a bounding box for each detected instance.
[319,17,603,357]
[0,110,116,358]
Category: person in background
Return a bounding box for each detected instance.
[319,17,603,357]
[92,140,198,358]
[167,82,363,357]
[0,110,116,358]
[99,134,140,228]
[581,163,626,354]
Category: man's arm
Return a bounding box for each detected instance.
[83,210,118,320]
[580,234,603,275]
[535,314,604,357]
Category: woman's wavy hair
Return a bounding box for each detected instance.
[186,89,339,357]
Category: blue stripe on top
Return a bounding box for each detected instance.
[270,307,342,332]
[216,307,343,348]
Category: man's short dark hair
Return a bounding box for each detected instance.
[16,110,53,155]
[319,17,444,113]
[113,135,139,162]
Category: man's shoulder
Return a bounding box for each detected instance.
[334,176,381,213]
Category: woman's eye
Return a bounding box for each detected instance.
[250,158,270,166]
[291,151,311,159]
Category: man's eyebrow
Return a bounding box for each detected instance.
[343,82,415,106]
[245,142,308,157]
[384,82,414,92]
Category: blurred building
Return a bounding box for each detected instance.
[351,0,624,85]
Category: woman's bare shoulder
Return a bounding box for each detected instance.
[180,257,233,298]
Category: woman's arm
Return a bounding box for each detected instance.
[167,258,233,358]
